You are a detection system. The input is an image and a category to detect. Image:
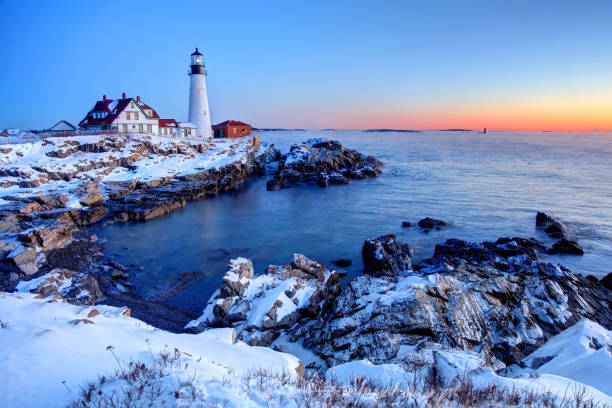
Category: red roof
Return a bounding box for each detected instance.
[158,118,178,128]
[79,98,133,127]
[138,102,160,119]
[92,99,114,112]
[213,120,251,128]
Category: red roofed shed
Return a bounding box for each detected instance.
[212,120,251,138]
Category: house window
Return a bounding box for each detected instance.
[126,112,130,120]
[135,112,139,120]
[131,103,134,109]
[147,124,152,132]
[138,124,143,132]
[233,128,237,134]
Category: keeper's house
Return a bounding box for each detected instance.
[79,94,196,138]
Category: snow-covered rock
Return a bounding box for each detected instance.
[265,138,382,190]
[0,133,261,284]
[186,254,342,347]
[520,319,612,396]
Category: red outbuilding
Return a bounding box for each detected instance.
[212,120,251,138]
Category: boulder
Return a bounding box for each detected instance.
[266,139,382,189]
[77,183,103,207]
[220,258,253,297]
[600,272,612,290]
[362,234,413,277]
[549,238,584,255]
[186,255,342,344]
[544,221,566,239]
[418,217,447,229]
[3,244,38,275]
[401,221,412,228]
[536,212,555,227]
[21,268,102,305]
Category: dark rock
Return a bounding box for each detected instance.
[331,259,352,267]
[548,238,584,255]
[536,212,554,227]
[601,272,612,290]
[362,234,413,277]
[266,139,382,190]
[418,217,447,229]
[401,221,412,228]
[2,245,38,275]
[544,222,566,239]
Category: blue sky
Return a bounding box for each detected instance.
[1,0,611,130]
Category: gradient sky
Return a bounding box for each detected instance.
[1,0,611,131]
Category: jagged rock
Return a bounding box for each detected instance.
[2,244,38,275]
[68,207,108,226]
[418,217,447,229]
[220,258,253,297]
[21,268,102,305]
[190,235,612,371]
[17,220,73,251]
[601,272,612,290]
[536,212,555,227]
[362,234,413,277]
[535,212,570,240]
[544,222,566,239]
[549,238,584,255]
[266,139,382,190]
[33,194,68,209]
[186,254,342,345]
[306,235,610,367]
[76,183,103,207]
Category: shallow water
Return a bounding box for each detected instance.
[97,131,612,315]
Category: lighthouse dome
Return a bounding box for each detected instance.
[191,48,204,67]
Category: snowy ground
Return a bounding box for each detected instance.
[0,132,254,208]
[1,284,611,407]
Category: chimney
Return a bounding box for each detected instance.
[122,92,126,99]
[103,95,107,101]
[137,96,140,102]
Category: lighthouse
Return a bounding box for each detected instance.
[188,48,212,139]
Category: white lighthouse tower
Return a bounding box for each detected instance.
[188,48,212,139]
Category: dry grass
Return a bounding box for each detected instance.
[67,347,609,408]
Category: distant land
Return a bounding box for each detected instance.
[363,129,420,133]
[252,128,307,132]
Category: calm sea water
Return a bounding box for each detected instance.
[97,131,612,315]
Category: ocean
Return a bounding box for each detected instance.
[96,130,612,315]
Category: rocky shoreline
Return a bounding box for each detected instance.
[187,219,612,376]
[0,133,383,330]
[3,132,612,405]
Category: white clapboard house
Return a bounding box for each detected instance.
[79,94,196,138]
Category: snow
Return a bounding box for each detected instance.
[1,289,611,407]
[326,360,414,387]
[0,133,255,204]
[0,291,302,408]
[520,319,612,396]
